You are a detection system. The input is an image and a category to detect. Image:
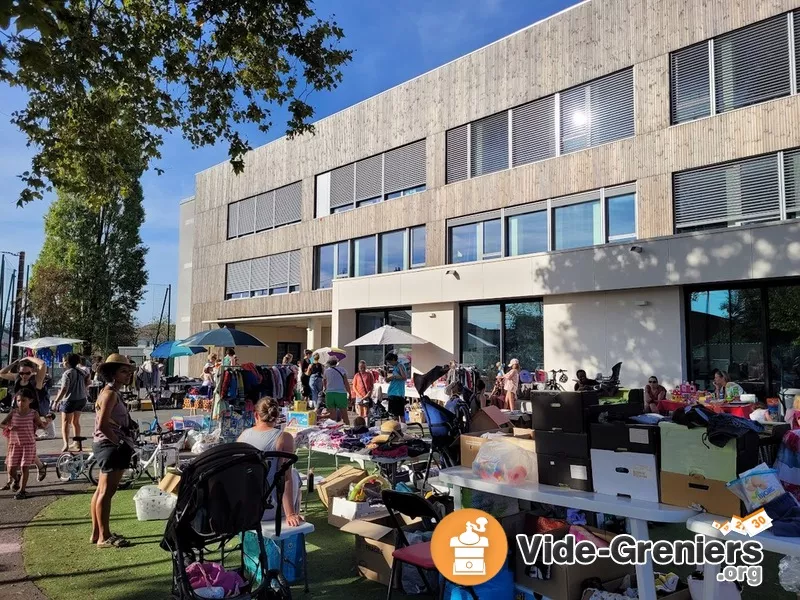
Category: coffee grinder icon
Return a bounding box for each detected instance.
[450,517,489,576]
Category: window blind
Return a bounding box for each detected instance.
[590,68,635,147]
[714,15,790,114]
[226,261,250,294]
[274,182,302,226]
[512,96,556,167]
[250,257,270,291]
[384,139,426,193]
[674,154,780,230]
[255,192,275,231]
[288,251,301,287]
[355,154,383,200]
[237,197,256,236]
[269,253,289,288]
[670,42,711,124]
[784,149,800,214]
[470,112,509,177]
[560,84,590,153]
[330,164,355,209]
[227,203,238,239]
[446,125,469,183]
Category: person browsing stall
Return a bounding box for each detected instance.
[238,398,303,527]
[352,360,375,419]
[385,353,408,422]
[306,353,324,408]
[222,348,238,367]
[645,376,667,413]
[503,359,521,410]
[323,358,351,425]
[52,353,89,452]
[574,369,599,391]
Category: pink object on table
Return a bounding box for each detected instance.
[506,465,528,485]
[186,562,246,596]
[656,399,755,419]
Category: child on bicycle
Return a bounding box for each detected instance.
[2,388,53,499]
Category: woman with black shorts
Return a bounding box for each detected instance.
[90,354,135,548]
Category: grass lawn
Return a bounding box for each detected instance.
[23,449,393,600]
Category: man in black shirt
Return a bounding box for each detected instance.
[574,369,599,391]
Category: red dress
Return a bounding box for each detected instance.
[6,410,38,467]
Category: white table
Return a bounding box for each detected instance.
[307,444,429,485]
[687,513,800,600]
[438,466,698,600]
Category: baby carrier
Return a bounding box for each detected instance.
[161,443,297,599]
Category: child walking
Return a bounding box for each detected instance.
[2,388,52,499]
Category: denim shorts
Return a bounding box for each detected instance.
[62,398,87,414]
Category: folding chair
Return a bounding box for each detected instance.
[419,398,464,490]
[382,490,478,600]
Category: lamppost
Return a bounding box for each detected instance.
[1,250,25,365]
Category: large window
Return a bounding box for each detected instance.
[315,140,426,217]
[356,308,412,369]
[314,227,426,289]
[461,301,544,378]
[447,184,636,263]
[227,182,302,239]
[686,281,800,398]
[673,149,800,232]
[446,68,633,184]
[225,250,301,300]
[671,13,795,124]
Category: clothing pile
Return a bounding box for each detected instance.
[580,573,684,599]
[185,561,246,598]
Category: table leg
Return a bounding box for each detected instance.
[452,485,462,510]
[627,518,656,600]
[702,563,721,600]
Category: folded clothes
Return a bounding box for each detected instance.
[763,492,800,537]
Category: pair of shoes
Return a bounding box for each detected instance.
[37,463,47,482]
[97,534,131,548]
[14,490,29,500]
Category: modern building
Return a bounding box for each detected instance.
[178,0,800,397]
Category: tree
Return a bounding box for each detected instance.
[0,1,352,206]
[28,184,148,354]
[136,320,176,346]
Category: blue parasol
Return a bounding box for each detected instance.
[151,340,208,359]
[178,327,268,348]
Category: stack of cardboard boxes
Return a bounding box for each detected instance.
[589,422,661,502]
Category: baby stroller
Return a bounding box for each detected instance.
[161,443,298,599]
[595,362,622,397]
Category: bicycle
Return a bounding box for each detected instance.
[55,436,97,483]
[544,369,569,391]
[88,429,186,489]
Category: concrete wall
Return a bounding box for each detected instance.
[175,198,195,376]
[411,303,459,375]
[543,288,685,390]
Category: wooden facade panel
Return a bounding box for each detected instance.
[637,174,672,239]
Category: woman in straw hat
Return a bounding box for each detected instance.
[90,354,136,548]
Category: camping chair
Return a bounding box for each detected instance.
[382,490,478,600]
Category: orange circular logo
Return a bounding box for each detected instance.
[430,509,508,586]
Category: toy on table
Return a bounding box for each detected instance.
[472,440,536,486]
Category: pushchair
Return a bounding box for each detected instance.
[161,443,298,599]
[595,362,622,397]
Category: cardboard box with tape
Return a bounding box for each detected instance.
[460,428,536,468]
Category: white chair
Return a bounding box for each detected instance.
[260,520,315,592]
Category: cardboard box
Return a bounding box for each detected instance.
[293,400,308,411]
[408,404,426,424]
[286,410,316,428]
[530,391,599,433]
[158,470,181,495]
[590,449,659,502]
[460,428,537,468]
[537,454,593,491]
[470,405,512,433]
[590,422,659,455]
[317,465,367,509]
[341,517,426,588]
[332,496,388,523]
[660,471,742,516]
[515,526,634,599]
[535,431,590,459]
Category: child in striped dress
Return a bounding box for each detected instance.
[2,388,51,499]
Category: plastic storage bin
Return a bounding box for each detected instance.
[134,485,177,521]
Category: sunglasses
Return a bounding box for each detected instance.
[20,371,33,377]
[648,380,657,384]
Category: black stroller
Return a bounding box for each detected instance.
[161,443,298,600]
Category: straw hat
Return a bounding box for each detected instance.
[372,420,403,444]
[97,353,132,380]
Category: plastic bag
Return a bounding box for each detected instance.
[472,440,537,485]
[779,555,800,592]
[726,462,786,512]
[401,529,437,594]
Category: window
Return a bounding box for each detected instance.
[314,227,425,288]
[470,112,509,177]
[225,251,301,299]
[507,210,547,256]
[448,216,501,263]
[411,226,426,268]
[461,301,544,378]
[446,125,469,183]
[356,308,412,369]
[785,149,800,219]
[513,95,556,167]
[315,140,426,217]
[671,13,794,124]
[553,200,602,250]
[277,342,301,363]
[450,223,478,263]
[607,193,636,241]
[482,219,502,259]
[673,153,780,232]
[354,236,377,277]
[226,182,302,239]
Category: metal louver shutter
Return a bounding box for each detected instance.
[250,257,270,291]
[560,84,589,153]
[590,68,634,146]
[446,125,468,183]
[269,252,289,288]
[512,95,556,166]
[237,197,255,236]
[227,203,239,238]
[288,251,301,287]
[714,15,790,114]
[673,154,780,230]
[784,149,800,214]
[275,182,302,226]
[470,112,508,177]
[670,42,711,124]
[330,164,355,209]
[226,261,250,294]
[384,140,426,193]
[255,192,275,231]
[355,154,383,200]
[796,12,800,89]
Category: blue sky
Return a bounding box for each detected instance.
[0,0,575,328]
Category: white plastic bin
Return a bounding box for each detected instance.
[133,485,177,521]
